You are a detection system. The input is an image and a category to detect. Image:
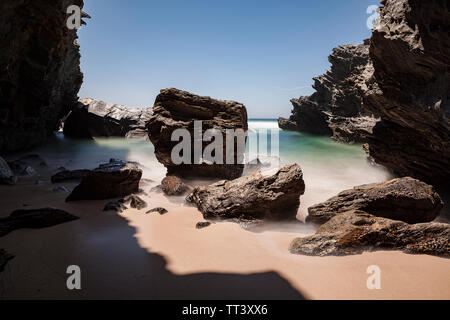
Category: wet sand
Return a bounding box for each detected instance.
[1,167,449,300]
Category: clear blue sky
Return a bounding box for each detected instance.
[78,0,378,118]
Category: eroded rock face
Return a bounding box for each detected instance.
[290,210,450,257]
[277,118,297,131]
[187,164,305,220]
[307,177,443,224]
[66,159,142,202]
[362,0,450,185]
[284,42,376,143]
[0,208,79,237]
[63,98,153,139]
[147,88,248,180]
[0,0,87,153]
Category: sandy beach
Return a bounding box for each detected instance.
[1,163,449,300]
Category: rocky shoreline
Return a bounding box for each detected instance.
[0,0,449,279]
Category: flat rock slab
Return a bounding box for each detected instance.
[66,159,142,202]
[147,88,248,180]
[0,208,79,237]
[187,164,305,221]
[307,177,443,224]
[290,210,450,257]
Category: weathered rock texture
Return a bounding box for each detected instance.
[0,0,87,153]
[0,208,79,237]
[63,98,153,139]
[281,41,377,143]
[147,88,248,180]
[161,176,189,196]
[187,164,305,220]
[66,159,142,202]
[307,177,443,224]
[361,0,450,185]
[290,210,450,257]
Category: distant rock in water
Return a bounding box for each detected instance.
[147,88,248,180]
[290,210,450,257]
[282,41,377,144]
[63,98,153,139]
[0,0,87,153]
[307,177,443,225]
[66,159,142,202]
[361,0,450,185]
[277,118,297,131]
[0,208,79,237]
[187,164,305,221]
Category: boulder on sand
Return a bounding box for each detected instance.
[146,88,248,180]
[0,208,79,237]
[187,164,305,221]
[66,159,142,202]
[307,177,443,224]
[290,210,450,257]
[161,176,189,196]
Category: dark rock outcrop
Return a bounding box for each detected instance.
[277,118,297,131]
[0,208,79,237]
[147,88,248,180]
[146,207,168,215]
[8,154,47,176]
[0,156,17,185]
[283,41,376,143]
[0,0,87,153]
[103,201,127,213]
[123,194,147,210]
[187,164,305,221]
[51,169,91,183]
[66,159,142,202]
[196,222,213,229]
[361,0,450,185]
[290,210,450,257]
[307,177,443,224]
[63,98,153,139]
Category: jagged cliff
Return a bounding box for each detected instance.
[0,0,87,153]
[280,41,377,143]
[362,0,450,185]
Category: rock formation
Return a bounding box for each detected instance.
[147,88,248,180]
[66,159,142,202]
[0,0,88,153]
[361,0,450,185]
[307,177,443,224]
[187,164,305,221]
[161,176,189,196]
[0,208,79,237]
[280,41,377,143]
[51,169,91,183]
[63,98,153,139]
[290,210,449,257]
[0,156,17,185]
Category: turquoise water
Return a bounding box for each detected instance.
[14,119,392,214]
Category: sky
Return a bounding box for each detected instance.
[78,0,378,118]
